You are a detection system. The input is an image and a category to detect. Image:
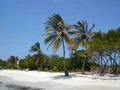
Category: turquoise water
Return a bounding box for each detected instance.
[0,82,44,90]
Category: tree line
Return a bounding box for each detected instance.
[0,14,120,76]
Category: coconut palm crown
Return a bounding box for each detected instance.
[73,20,95,50]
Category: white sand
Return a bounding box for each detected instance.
[0,70,120,90]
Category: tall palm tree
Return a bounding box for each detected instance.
[73,20,95,49]
[69,39,78,71]
[30,42,44,70]
[43,14,71,76]
[72,20,95,73]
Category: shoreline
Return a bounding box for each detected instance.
[0,70,120,90]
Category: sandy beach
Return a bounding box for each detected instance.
[0,70,120,90]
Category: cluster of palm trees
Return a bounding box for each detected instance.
[43,14,95,76]
[43,14,120,76]
[0,14,120,76]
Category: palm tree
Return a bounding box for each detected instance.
[43,14,71,76]
[7,56,18,69]
[69,39,78,71]
[72,20,95,73]
[73,20,95,49]
[30,42,41,54]
[30,42,44,70]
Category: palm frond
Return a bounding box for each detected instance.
[29,42,40,53]
[85,21,88,32]
[52,37,61,51]
[88,24,95,33]
[67,31,77,36]
[63,33,70,44]
[45,27,55,32]
[46,38,56,50]
[44,35,56,44]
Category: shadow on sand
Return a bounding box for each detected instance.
[0,83,44,90]
[52,73,120,80]
[52,73,88,80]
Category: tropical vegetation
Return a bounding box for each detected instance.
[0,14,120,76]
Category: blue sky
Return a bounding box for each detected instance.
[0,0,120,60]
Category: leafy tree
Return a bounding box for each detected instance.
[0,59,7,69]
[91,28,120,75]
[19,58,30,70]
[30,42,45,70]
[7,56,18,69]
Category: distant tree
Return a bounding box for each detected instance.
[7,56,18,69]
[91,28,120,75]
[0,59,7,69]
[30,42,45,70]
[48,55,64,71]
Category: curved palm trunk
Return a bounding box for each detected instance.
[72,49,77,71]
[82,58,86,74]
[38,51,43,71]
[62,37,69,76]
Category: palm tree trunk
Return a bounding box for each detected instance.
[62,37,69,76]
[72,49,77,71]
[38,51,44,71]
[82,58,86,74]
